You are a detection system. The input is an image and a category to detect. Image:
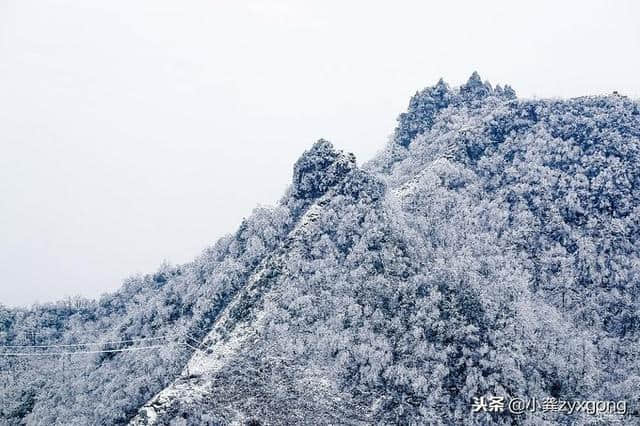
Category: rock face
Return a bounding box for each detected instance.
[3,74,640,426]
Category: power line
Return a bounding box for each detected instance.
[185,334,204,347]
[0,335,178,349]
[182,341,202,352]
[0,344,171,357]
[0,341,204,357]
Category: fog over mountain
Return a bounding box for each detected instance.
[2,74,640,425]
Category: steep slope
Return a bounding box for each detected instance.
[0,202,295,424]
[130,75,640,425]
[132,144,386,425]
[0,141,366,425]
[3,74,640,425]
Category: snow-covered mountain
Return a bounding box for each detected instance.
[2,73,640,425]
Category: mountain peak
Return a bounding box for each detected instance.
[291,139,356,200]
[394,72,518,147]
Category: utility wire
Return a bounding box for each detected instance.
[0,341,207,357]
[185,334,204,347]
[0,335,178,349]
[0,344,172,357]
[182,342,202,352]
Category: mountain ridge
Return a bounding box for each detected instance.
[2,73,640,425]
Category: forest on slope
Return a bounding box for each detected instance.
[2,73,640,425]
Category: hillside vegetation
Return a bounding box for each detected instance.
[2,73,639,425]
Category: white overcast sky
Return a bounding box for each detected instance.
[1,0,639,306]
